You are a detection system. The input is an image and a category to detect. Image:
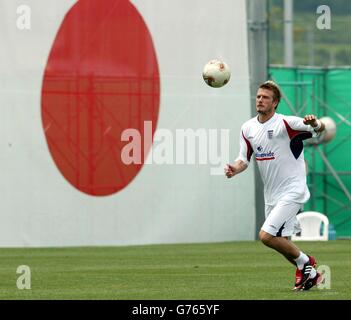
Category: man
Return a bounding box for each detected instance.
[225,80,325,291]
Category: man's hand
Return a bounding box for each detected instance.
[225,160,248,178]
[303,114,318,127]
[303,114,325,132]
[225,164,237,178]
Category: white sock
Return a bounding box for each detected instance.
[294,252,309,270]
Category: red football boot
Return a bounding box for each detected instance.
[293,255,317,291]
[303,272,323,290]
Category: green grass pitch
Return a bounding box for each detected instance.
[0,240,350,299]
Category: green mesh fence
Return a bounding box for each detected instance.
[268,66,351,237]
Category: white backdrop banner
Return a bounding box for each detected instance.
[0,0,255,247]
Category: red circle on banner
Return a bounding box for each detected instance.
[41,0,160,196]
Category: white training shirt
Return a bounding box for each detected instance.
[236,113,318,206]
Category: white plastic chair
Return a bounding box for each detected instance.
[291,211,329,241]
